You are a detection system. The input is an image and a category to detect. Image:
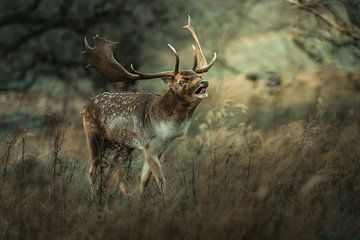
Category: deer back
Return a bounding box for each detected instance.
[82,92,162,148]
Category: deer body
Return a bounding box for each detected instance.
[82,16,216,195]
[83,90,198,151]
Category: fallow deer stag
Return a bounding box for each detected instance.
[82,16,216,196]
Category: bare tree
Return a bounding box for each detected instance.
[288,0,360,63]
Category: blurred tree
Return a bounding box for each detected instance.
[3,0,357,95]
[287,0,360,65]
[0,0,191,92]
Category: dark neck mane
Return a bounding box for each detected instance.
[152,89,199,124]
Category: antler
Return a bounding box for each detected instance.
[191,45,198,71]
[83,16,216,82]
[130,44,180,78]
[83,35,176,81]
[183,15,217,73]
[83,35,140,81]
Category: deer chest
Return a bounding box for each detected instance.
[154,121,190,141]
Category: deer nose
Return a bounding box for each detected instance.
[200,80,208,87]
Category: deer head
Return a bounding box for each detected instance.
[83,15,216,105]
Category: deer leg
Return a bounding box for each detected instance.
[103,150,119,195]
[117,147,134,195]
[105,146,133,196]
[144,151,166,193]
[83,116,103,194]
[140,161,152,193]
[116,166,129,196]
[85,135,103,194]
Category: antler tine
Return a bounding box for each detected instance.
[129,44,182,78]
[183,15,216,72]
[183,15,208,68]
[130,64,174,79]
[191,45,197,71]
[195,52,217,73]
[167,43,179,74]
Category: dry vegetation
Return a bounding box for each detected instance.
[0,67,359,240]
[1,0,359,239]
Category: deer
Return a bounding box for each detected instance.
[82,16,216,196]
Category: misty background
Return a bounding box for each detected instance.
[1,0,359,92]
[0,1,360,239]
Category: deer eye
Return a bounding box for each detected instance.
[178,80,185,86]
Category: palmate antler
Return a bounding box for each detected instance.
[83,35,176,82]
[83,35,139,81]
[83,16,216,82]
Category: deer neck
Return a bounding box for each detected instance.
[151,89,199,124]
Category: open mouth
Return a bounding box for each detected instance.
[194,86,208,99]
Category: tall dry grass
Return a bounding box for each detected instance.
[0,68,359,239]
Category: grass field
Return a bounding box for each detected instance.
[0,67,360,239]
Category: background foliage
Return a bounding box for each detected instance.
[0,0,359,239]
